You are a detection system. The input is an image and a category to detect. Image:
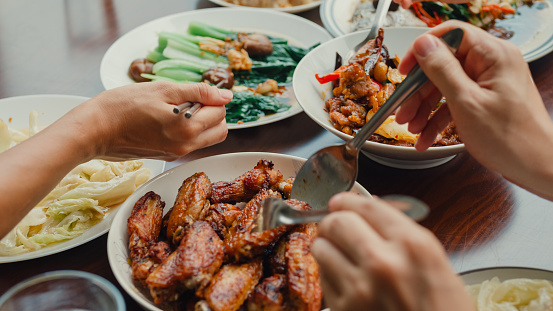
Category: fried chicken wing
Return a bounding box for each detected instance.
[167,172,212,245]
[203,203,242,240]
[246,274,287,311]
[211,160,283,204]
[147,221,224,304]
[201,259,263,311]
[224,189,288,262]
[286,227,321,311]
[127,191,166,285]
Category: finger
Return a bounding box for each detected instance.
[415,103,452,151]
[318,211,384,266]
[183,119,228,151]
[311,238,349,296]
[395,82,438,124]
[190,105,227,128]
[156,81,233,107]
[406,88,444,134]
[328,193,417,240]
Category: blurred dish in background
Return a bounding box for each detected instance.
[321,0,553,62]
[209,0,321,13]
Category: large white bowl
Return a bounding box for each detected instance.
[107,152,370,310]
[293,27,466,169]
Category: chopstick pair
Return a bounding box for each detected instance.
[173,102,202,118]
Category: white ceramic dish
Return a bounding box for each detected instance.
[209,0,321,13]
[100,7,332,130]
[293,27,466,169]
[0,94,165,263]
[460,266,553,285]
[320,0,553,62]
[107,152,371,311]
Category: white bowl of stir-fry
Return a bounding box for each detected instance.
[293,27,466,169]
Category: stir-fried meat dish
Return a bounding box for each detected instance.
[127,160,322,311]
[321,29,462,147]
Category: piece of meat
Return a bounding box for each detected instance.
[203,203,242,240]
[246,274,287,311]
[146,221,224,304]
[285,227,322,311]
[127,191,166,285]
[274,177,294,199]
[202,259,264,311]
[167,172,212,245]
[211,160,283,204]
[224,189,288,263]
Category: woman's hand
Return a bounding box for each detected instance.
[395,21,553,200]
[63,81,232,162]
[311,192,475,311]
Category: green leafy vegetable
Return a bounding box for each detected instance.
[225,91,291,123]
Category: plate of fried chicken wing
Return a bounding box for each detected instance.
[107,152,370,310]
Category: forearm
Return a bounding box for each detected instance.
[0,108,100,238]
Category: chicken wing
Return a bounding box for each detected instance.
[200,259,263,311]
[147,220,224,304]
[224,189,288,263]
[203,203,242,240]
[285,225,322,311]
[167,172,212,245]
[127,191,166,285]
[246,274,287,311]
[211,159,283,204]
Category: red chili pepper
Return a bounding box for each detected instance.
[371,79,382,91]
[482,4,515,14]
[315,72,340,84]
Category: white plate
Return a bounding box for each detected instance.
[0,94,165,263]
[209,0,321,13]
[320,0,553,62]
[293,27,465,169]
[107,152,371,311]
[460,266,553,285]
[100,7,332,130]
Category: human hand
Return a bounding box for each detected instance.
[62,81,231,162]
[395,21,553,199]
[311,192,475,311]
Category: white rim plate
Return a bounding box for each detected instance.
[100,7,332,130]
[107,152,370,310]
[320,0,553,62]
[0,94,165,263]
[209,0,321,13]
[460,266,553,284]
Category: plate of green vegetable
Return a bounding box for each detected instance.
[100,7,332,129]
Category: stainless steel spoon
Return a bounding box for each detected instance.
[290,28,465,210]
[253,195,429,232]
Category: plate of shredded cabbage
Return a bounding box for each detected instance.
[461,266,553,310]
[0,94,165,263]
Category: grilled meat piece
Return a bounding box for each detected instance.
[224,189,288,263]
[286,226,322,311]
[211,160,283,204]
[127,191,166,285]
[246,274,287,311]
[202,259,264,311]
[167,172,212,245]
[147,221,224,304]
[203,203,242,240]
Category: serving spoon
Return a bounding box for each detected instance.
[344,0,393,63]
[288,28,465,212]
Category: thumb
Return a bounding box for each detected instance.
[411,34,476,103]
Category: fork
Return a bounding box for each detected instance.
[253,195,430,232]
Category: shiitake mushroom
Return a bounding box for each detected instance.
[202,67,235,89]
[128,58,155,82]
[242,33,273,57]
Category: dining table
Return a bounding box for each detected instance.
[1,0,553,310]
